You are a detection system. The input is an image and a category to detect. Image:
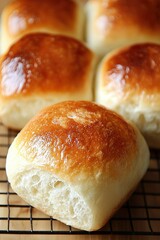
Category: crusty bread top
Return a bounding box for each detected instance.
[3,0,78,37]
[92,0,160,35]
[13,101,137,181]
[100,43,160,96]
[0,33,94,98]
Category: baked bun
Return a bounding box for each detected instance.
[96,43,160,148]
[0,33,95,130]
[86,0,160,57]
[1,0,84,53]
[6,101,149,231]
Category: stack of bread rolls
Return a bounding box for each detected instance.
[3,0,160,231]
[0,0,96,129]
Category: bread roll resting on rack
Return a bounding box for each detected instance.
[86,0,160,57]
[96,43,160,148]
[6,101,150,231]
[0,33,95,130]
[1,0,84,53]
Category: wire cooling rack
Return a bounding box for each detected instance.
[0,122,160,236]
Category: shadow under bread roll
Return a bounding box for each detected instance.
[86,0,160,57]
[95,43,160,148]
[0,33,95,130]
[6,100,150,231]
[1,0,84,54]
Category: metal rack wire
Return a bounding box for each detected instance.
[0,122,160,236]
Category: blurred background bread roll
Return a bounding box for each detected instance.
[86,0,160,57]
[6,101,149,231]
[95,43,160,148]
[1,0,84,53]
[0,33,95,130]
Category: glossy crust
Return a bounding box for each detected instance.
[96,0,160,34]
[4,0,77,35]
[14,101,137,179]
[6,101,150,231]
[100,43,160,108]
[96,43,160,148]
[0,33,94,98]
[86,0,160,55]
[1,0,84,53]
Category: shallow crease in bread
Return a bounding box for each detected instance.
[6,101,150,231]
[1,0,84,54]
[0,33,95,130]
[86,0,160,56]
[95,43,160,148]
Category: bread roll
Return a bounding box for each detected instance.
[1,0,84,53]
[0,33,95,130]
[86,0,160,57]
[6,101,149,231]
[96,43,160,148]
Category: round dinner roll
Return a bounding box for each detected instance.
[1,0,84,53]
[6,101,150,231]
[86,0,160,57]
[0,33,95,130]
[95,43,160,148]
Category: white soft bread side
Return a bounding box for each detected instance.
[6,101,150,231]
[0,93,90,130]
[95,43,160,148]
[0,33,95,130]
[1,0,84,54]
[86,0,160,57]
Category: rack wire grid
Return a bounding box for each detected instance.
[0,122,160,236]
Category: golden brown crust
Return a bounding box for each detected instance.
[95,0,160,35]
[15,101,137,180]
[3,0,78,37]
[102,43,160,94]
[0,33,94,98]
